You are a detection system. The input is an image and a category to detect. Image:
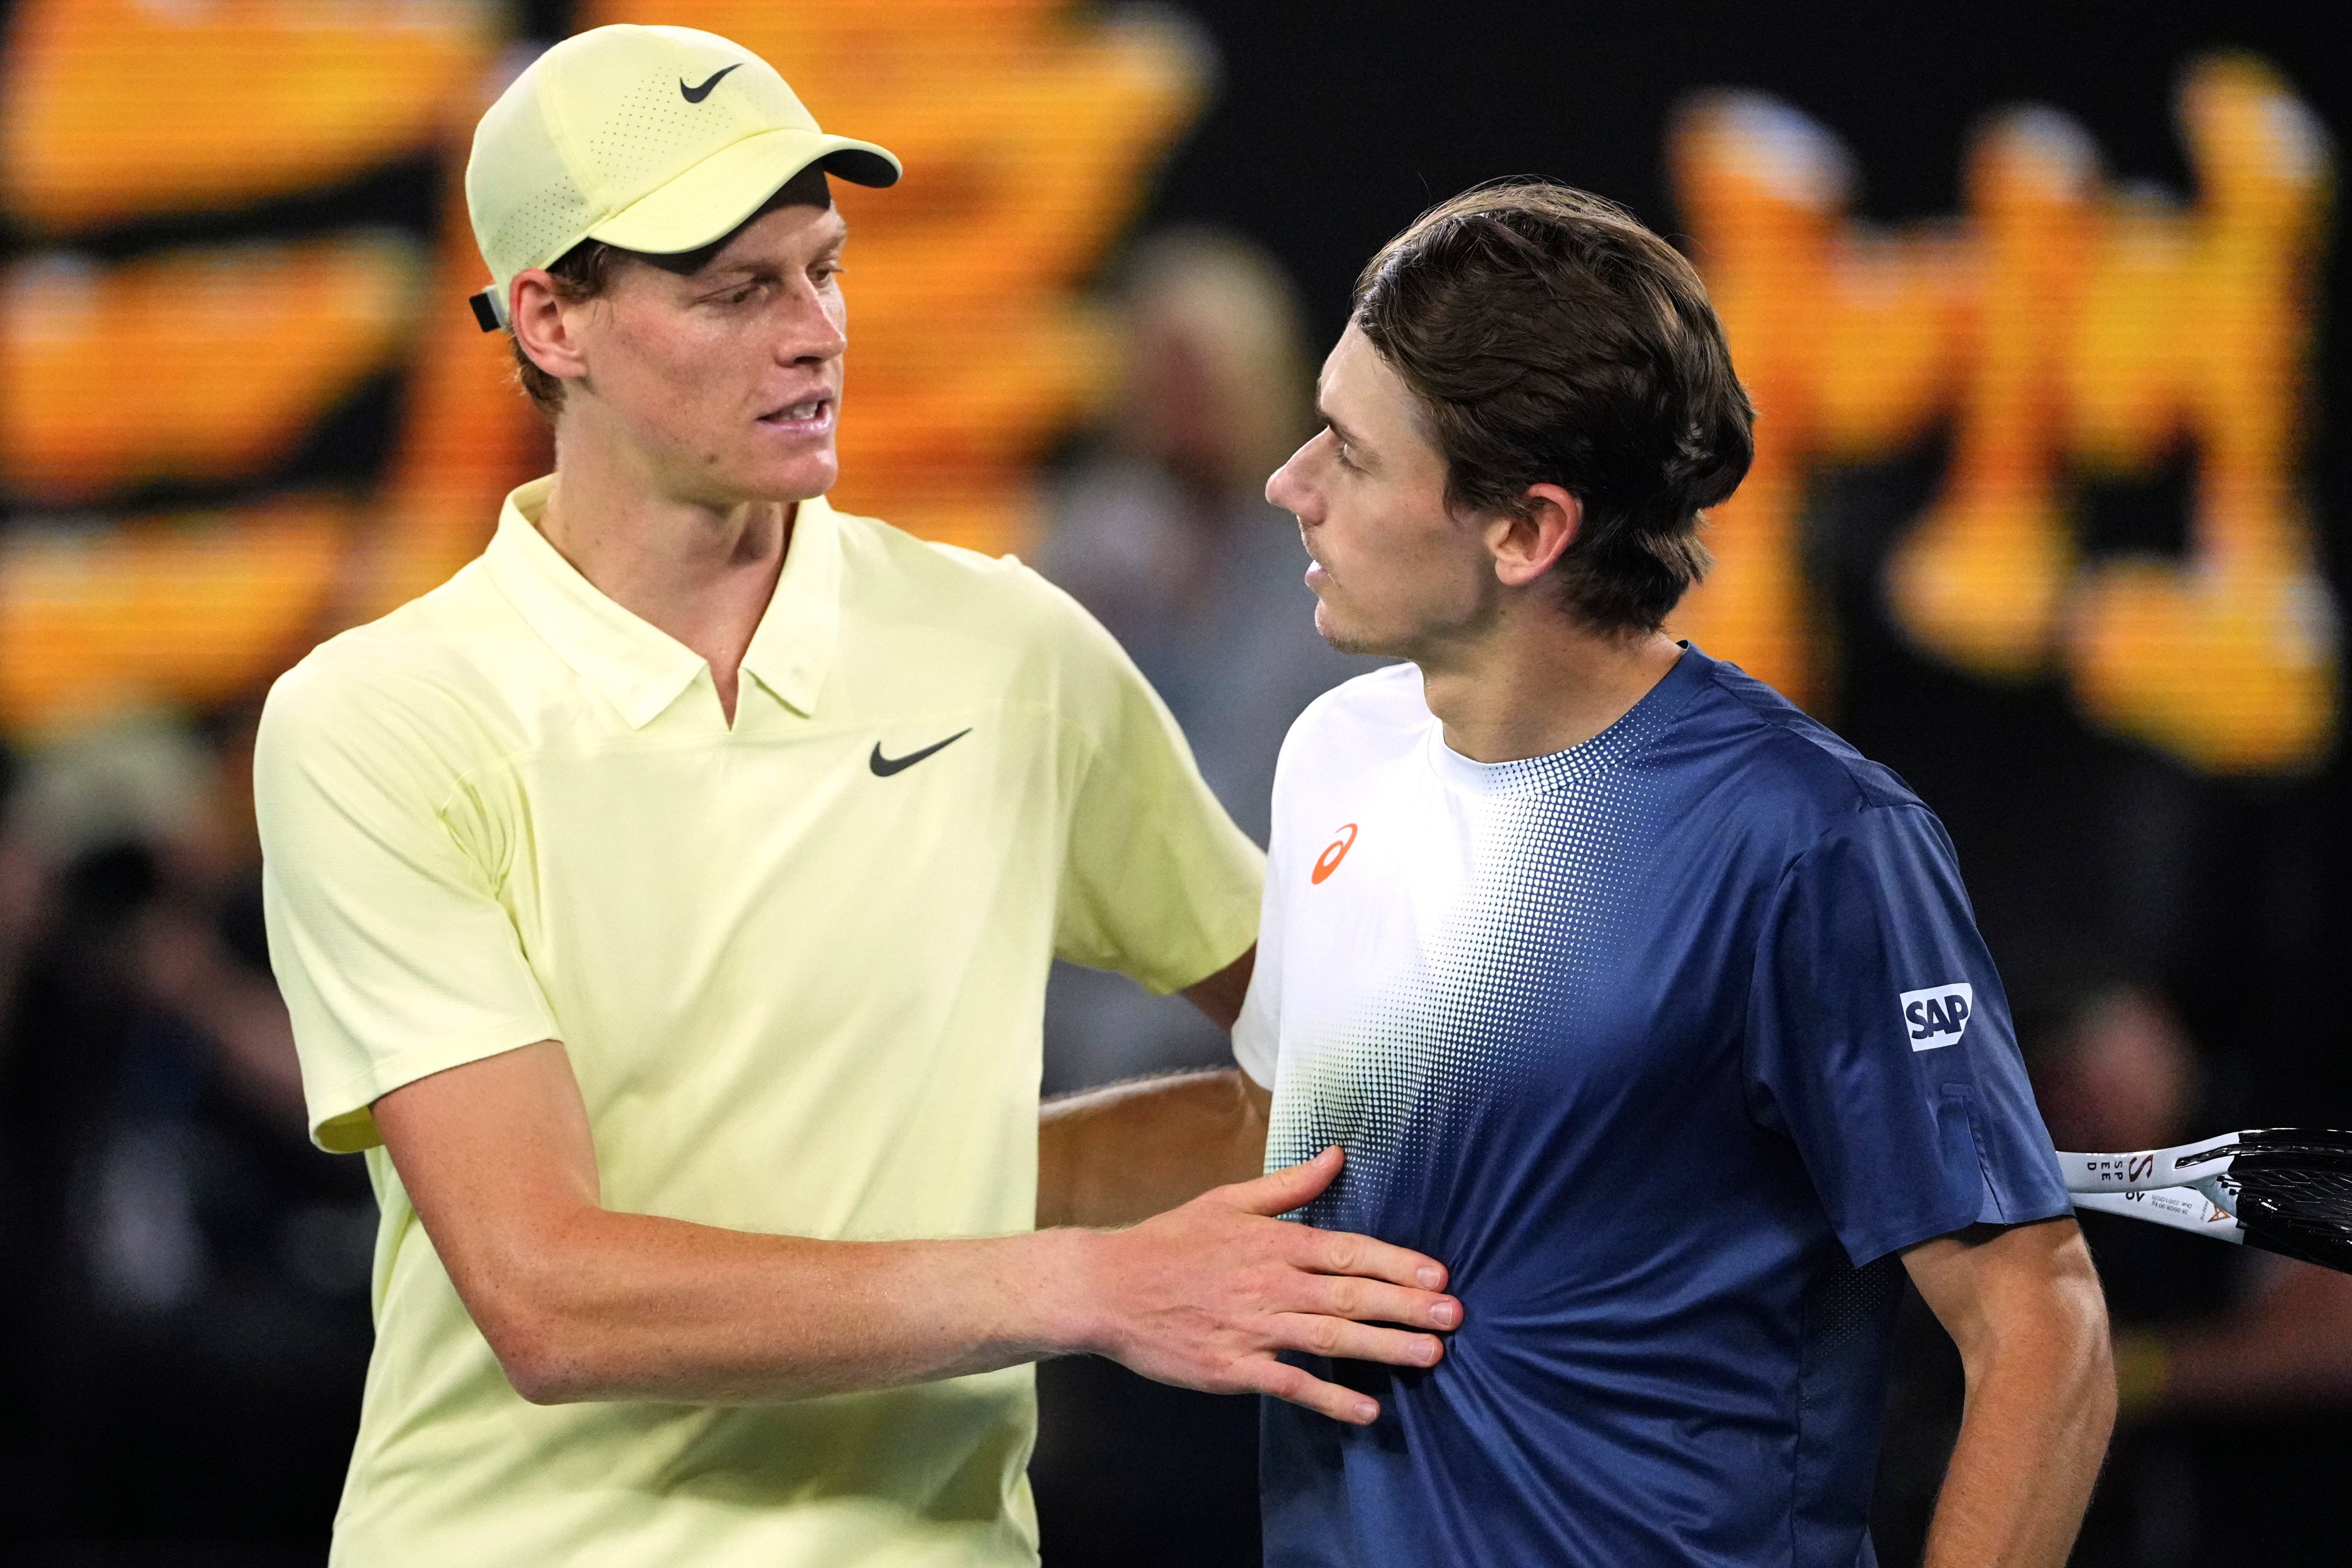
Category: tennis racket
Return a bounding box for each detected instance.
[2055,1128,2352,1274]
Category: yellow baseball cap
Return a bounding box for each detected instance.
[464,24,900,331]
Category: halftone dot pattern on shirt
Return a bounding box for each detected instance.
[1250,649,2074,1567]
[1267,692,1678,1232]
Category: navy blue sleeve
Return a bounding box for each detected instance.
[1745,802,2071,1266]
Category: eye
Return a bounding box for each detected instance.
[1329,429,1360,472]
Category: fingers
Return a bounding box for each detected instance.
[1215,1153,1453,1291]
[1302,1274,1460,1332]
[1240,1313,1447,1424]
[1226,1145,1344,1217]
[1248,1357,1383,1426]
[1294,1225,1450,1293]
[1271,1313,1448,1370]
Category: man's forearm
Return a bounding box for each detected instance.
[478,1210,1092,1405]
[378,1036,1458,1423]
[506,1065,1269,1400]
[1923,1329,2114,1566]
[1039,1066,1270,1229]
[1914,1224,2117,1567]
[466,1152,1456,1423]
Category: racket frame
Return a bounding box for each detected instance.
[2070,1186,2243,1243]
[2057,1128,2352,1275]
[2056,1130,2242,1194]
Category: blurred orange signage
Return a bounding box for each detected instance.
[1670,55,2338,774]
[0,0,1202,735]
[0,7,2335,777]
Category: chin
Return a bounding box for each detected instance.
[741,450,839,505]
[1313,599,1390,658]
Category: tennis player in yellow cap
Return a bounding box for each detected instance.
[253,23,1459,1567]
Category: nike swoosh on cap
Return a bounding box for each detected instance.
[680,64,741,103]
[869,729,972,777]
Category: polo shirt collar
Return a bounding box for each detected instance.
[485,476,841,728]
[740,491,839,717]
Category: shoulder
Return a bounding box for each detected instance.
[1271,663,1424,796]
[1638,648,1960,886]
[1668,649,1924,827]
[258,563,528,787]
[1289,662,1426,748]
[830,504,1104,648]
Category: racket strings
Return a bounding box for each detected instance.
[2241,1166,2352,1227]
[2175,1130,2352,1175]
[2181,1133,2352,1235]
[2232,1162,2352,1269]
[2237,1139,2352,1167]
[2071,1130,2352,1275]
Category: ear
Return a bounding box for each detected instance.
[1485,482,1581,588]
[509,269,590,388]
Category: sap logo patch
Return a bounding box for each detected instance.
[1900,982,1975,1051]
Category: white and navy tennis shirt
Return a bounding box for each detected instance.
[1232,645,2070,1568]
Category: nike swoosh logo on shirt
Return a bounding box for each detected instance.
[869,729,972,776]
[680,64,741,103]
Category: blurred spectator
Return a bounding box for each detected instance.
[0,709,372,1555]
[2035,986,2204,1162]
[1037,227,1380,1096]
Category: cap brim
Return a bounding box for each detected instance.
[585,126,901,257]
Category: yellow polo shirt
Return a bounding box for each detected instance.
[255,477,1262,1566]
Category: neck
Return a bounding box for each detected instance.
[539,423,797,724]
[1416,599,1684,764]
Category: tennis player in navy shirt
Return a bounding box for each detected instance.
[1236,183,2116,1567]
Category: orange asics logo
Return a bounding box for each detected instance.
[1312,823,1359,885]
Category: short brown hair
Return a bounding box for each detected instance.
[1352,180,1754,632]
[510,241,620,416]
[506,166,834,418]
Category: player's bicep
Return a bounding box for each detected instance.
[372,1039,601,1335]
[1901,1217,2107,1370]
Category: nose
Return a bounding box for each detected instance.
[777,281,848,367]
[1266,435,1318,518]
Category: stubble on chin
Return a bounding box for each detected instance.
[1319,626,1387,657]
[1312,597,1398,659]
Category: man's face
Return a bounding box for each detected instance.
[563,199,848,505]
[1266,323,1500,659]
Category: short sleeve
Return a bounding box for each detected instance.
[256,659,561,1153]
[1746,802,2069,1265]
[1050,599,1263,996]
[1230,727,1302,1090]
[1228,864,1283,1089]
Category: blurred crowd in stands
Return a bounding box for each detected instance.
[0,704,373,1554]
[3,224,2349,1567]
